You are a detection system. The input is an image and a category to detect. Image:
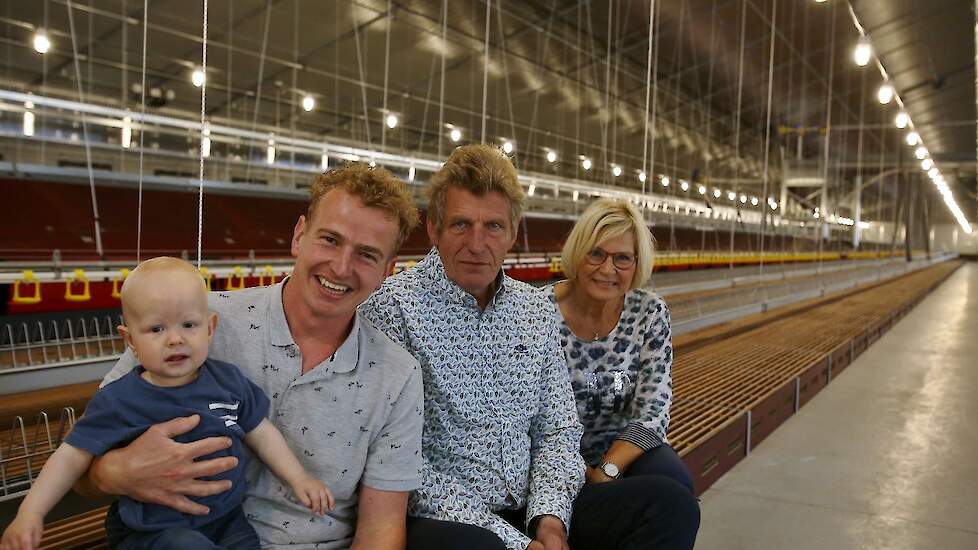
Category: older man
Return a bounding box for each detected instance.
[83,164,425,550]
[361,144,699,550]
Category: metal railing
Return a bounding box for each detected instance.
[0,408,76,501]
[667,254,954,334]
[1,315,125,370]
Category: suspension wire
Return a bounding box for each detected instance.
[65,0,104,259]
[648,0,661,187]
[494,0,518,148]
[381,0,392,152]
[350,15,373,146]
[41,0,48,163]
[729,0,747,270]
[224,1,232,180]
[758,0,778,276]
[875,101,885,268]
[818,2,837,275]
[854,55,867,261]
[480,0,492,143]
[437,0,446,157]
[524,0,560,162]
[135,0,147,262]
[415,54,438,154]
[196,0,209,269]
[289,2,298,186]
[601,0,613,176]
[641,0,656,195]
[703,2,718,188]
[244,0,273,184]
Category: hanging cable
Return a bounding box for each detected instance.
[648,0,661,188]
[196,0,209,269]
[758,0,778,276]
[641,0,655,195]
[381,0,392,152]
[818,2,837,275]
[135,0,148,262]
[729,0,747,270]
[480,0,492,143]
[65,0,104,259]
[437,0,447,157]
[244,0,273,184]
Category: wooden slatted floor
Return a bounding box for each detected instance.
[0,260,961,548]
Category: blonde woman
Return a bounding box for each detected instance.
[548,198,694,495]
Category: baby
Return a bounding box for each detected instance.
[2,257,332,550]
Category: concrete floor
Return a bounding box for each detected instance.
[696,261,978,550]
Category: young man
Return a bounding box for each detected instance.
[84,164,424,550]
[360,145,699,550]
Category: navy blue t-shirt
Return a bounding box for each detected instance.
[66,358,270,531]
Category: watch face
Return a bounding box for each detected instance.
[602,462,620,478]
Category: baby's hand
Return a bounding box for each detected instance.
[291,475,334,516]
[1,512,43,550]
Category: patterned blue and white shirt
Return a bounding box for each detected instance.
[360,249,585,550]
[546,286,673,466]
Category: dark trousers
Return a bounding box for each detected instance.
[406,445,699,550]
[105,501,261,550]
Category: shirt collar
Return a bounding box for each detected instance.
[418,247,508,307]
[267,277,361,374]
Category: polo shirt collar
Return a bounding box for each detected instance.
[267,277,361,374]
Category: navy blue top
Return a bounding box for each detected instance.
[66,358,270,531]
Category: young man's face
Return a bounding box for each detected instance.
[291,188,400,322]
[428,186,517,305]
[119,270,216,387]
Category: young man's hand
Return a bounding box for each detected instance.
[1,511,44,550]
[89,415,237,515]
[291,474,335,516]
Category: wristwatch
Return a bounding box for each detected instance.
[599,461,621,479]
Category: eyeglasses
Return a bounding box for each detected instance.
[584,247,636,270]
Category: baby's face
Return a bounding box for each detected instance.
[123,271,214,387]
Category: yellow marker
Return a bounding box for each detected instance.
[226,266,246,291]
[259,265,276,286]
[64,269,91,302]
[111,268,130,299]
[12,270,42,305]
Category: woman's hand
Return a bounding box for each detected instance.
[585,465,615,485]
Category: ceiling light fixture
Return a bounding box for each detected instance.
[877,83,895,104]
[895,111,909,129]
[853,37,872,67]
[33,31,51,54]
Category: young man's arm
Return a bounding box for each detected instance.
[350,486,409,550]
[3,445,94,549]
[244,419,334,514]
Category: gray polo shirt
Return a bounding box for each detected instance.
[102,280,423,550]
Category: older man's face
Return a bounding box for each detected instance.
[428,187,517,306]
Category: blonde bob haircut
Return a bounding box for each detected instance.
[426,144,526,232]
[561,198,655,290]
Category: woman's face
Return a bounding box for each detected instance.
[576,230,637,302]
